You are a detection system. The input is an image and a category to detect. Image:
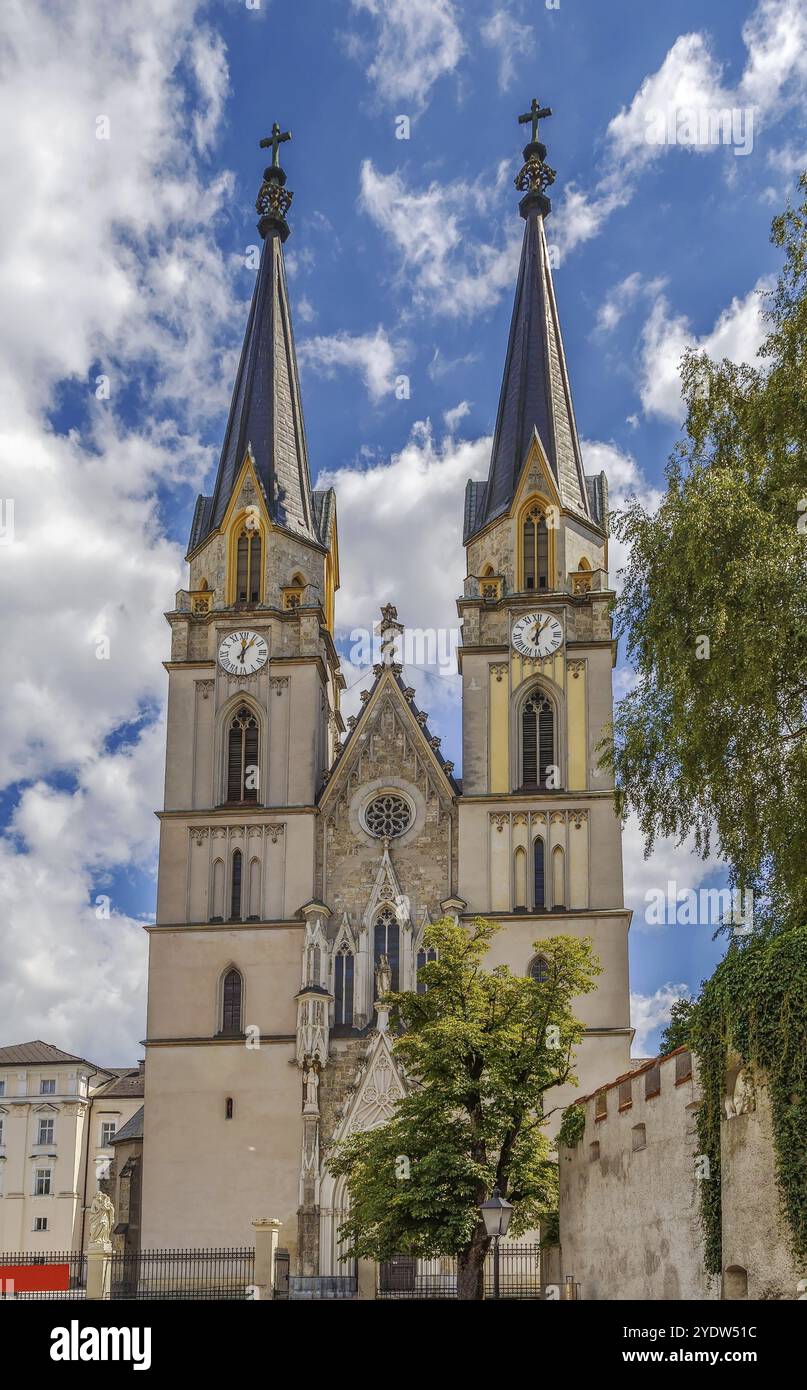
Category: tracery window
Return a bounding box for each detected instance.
[334,944,355,1027]
[230,850,243,920]
[364,794,412,839]
[522,505,549,591]
[236,526,262,604]
[529,953,550,984]
[521,692,554,788]
[416,945,437,994]
[227,707,259,803]
[373,907,400,993]
[534,838,546,909]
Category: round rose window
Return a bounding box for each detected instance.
[364,793,413,839]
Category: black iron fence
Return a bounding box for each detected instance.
[0,1250,86,1300]
[110,1247,255,1300]
[378,1244,545,1299]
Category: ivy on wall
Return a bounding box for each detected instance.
[681,924,807,1277]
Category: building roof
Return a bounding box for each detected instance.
[0,1040,107,1070]
[575,1046,692,1107]
[188,154,325,556]
[111,1105,144,1144]
[92,1066,145,1101]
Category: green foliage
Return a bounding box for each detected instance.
[327,917,600,1265]
[557,1102,586,1149]
[659,997,697,1055]
[677,925,807,1276]
[605,176,807,928]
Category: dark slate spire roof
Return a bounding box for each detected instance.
[188,136,329,556]
[466,113,593,541]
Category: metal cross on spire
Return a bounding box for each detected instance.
[260,122,291,168]
[518,98,552,145]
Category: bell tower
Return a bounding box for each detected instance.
[457,104,632,1098]
[141,129,343,1249]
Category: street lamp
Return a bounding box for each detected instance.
[480,1186,513,1300]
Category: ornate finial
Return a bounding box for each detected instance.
[376,603,404,667]
[514,98,556,219]
[256,122,294,241]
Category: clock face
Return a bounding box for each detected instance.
[511,611,563,659]
[217,629,268,676]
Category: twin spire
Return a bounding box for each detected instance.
[189,104,601,562]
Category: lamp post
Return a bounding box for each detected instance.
[480,1186,513,1299]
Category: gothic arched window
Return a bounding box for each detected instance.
[522,505,549,591]
[230,850,243,920]
[334,944,354,1028]
[227,707,259,803]
[236,526,262,604]
[529,953,550,984]
[534,838,546,909]
[521,692,554,788]
[416,945,437,994]
[221,968,243,1035]
[374,908,400,993]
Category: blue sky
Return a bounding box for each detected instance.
[0,0,804,1063]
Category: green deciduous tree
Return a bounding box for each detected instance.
[606,176,807,929]
[327,916,600,1300]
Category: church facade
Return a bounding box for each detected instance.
[140,115,632,1271]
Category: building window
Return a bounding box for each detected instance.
[364,793,412,840]
[334,945,355,1027]
[226,707,259,804]
[416,945,437,993]
[675,1049,693,1084]
[225,1097,234,1120]
[529,954,550,984]
[33,1217,49,1232]
[37,1119,54,1145]
[0,1081,5,1096]
[235,526,262,604]
[723,1265,748,1300]
[645,1063,661,1099]
[40,1079,56,1095]
[101,1122,116,1147]
[230,849,243,920]
[374,908,400,993]
[521,692,554,788]
[221,968,243,1035]
[534,838,546,909]
[618,1079,632,1111]
[595,1090,607,1121]
[589,1141,600,1162]
[522,504,549,591]
[0,1118,4,1144]
[34,1168,52,1196]
[631,1123,647,1152]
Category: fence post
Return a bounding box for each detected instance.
[86,1245,112,1300]
[251,1218,282,1300]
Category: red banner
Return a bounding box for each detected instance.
[0,1262,70,1293]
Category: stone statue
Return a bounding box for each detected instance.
[304,1061,320,1110]
[376,953,392,997]
[88,1190,115,1246]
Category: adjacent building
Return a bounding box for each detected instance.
[0,1041,143,1253]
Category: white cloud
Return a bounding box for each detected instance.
[630,983,691,1054]
[296,294,316,324]
[0,0,238,1057]
[480,10,534,93]
[607,32,731,173]
[595,271,667,334]
[359,160,522,318]
[579,440,663,588]
[739,0,807,112]
[299,326,406,401]
[443,400,471,431]
[639,279,771,421]
[349,0,464,109]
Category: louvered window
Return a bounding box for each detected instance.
[374,908,400,993]
[522,507,549,591]
[230,850,243,920]
[227,708,259,803]
[521,693,554,787]
[334,946,354,1027]
[221,969,242,1034]
[236,528,262,603]
[534,838,546,909]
